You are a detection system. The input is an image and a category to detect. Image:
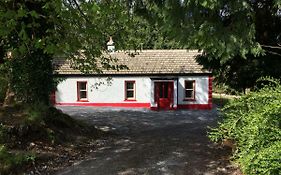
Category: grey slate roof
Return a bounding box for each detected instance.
[53,50,210,75]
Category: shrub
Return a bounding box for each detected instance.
[208,79,281,175]
[24,102,49,124]
[0,145,35,174]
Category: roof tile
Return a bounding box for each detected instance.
[53,50,210,75]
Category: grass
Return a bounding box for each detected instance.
[212,93,237,108]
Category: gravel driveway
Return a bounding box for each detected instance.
[56,107,237,175]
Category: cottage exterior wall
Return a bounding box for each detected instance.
[178,76,209,105]
[55,75,211,109]
[56,77,151,104]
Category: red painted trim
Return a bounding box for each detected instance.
[150,107,158,111]
[124,99,137,102]
[124,80,136,100]
[56,102,150,108]
[77,81,88,101]
[184,80,196,101]
[150,106,176,111]
[208,76,212,108]
[77,100,89,102]
[56,103,211,110]
[178,104,212,110]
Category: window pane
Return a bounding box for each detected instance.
[79,82,87,90]
[185,90,193,98]
[185,81,193,89]
[80,91,87,99]
[126,82,134,90]
[126,90,134,98]
[163,83,168,98]
[159,84,163,98]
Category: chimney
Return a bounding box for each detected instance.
[107,36,115,53]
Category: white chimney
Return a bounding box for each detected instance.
[107,36,115,53]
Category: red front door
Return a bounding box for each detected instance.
[155,82,174,110]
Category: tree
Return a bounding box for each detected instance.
[0,0,190,106]
[0,0,134,105]
[0,0,61,105]
[195,0,281,92]
[132,0,281,92]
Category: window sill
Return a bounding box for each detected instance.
[183,98,196,101]
[124,99,137,102]
[77,100,89,102]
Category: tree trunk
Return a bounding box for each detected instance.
[3,83,15,106]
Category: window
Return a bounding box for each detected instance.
[77,81,88,101]
[125,81,136,100]
[184,80,195,100]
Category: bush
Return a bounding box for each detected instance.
[0,145,35,174]
[208,79,281,175]
[24,102,49,124]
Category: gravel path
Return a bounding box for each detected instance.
[56,107,237,175]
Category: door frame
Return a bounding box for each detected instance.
[154,80,175,110]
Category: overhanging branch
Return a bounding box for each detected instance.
[70,0,92,24]
[261,44,281,50]
[266,50,281,57]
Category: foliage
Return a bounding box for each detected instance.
[197,50,281,93]
[0,0,180,105]
[192,0,281,92]
[138,0,281,92]
[0,66,8,104]
[24,102,49,124]
[208,79,281,174]
[0,124,7,144]
[9,50,54,105]
[0,144,35,174]
[136,0,264,58]
[212,94,234,108]
[0,0,63,105]
[213,81,241,95]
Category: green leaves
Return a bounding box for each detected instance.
[209,78,281,174]
[199,0,218,9]
[274,0,281,8]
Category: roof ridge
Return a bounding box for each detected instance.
[115,49,200,53]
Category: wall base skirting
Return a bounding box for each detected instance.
[177,104,212,110]
[56,102,151,108]
[56,102,212,110]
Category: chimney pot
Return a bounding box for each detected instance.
[107,36,115,53]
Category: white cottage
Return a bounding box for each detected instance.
[53,47,212,110]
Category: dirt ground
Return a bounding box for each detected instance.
[56,106,241,175]
[0,105,109,174]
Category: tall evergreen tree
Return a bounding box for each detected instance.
[134,0,281,92]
